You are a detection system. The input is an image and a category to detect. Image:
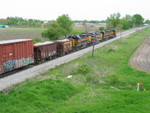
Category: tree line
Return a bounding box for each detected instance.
[0,13,150,41]
[0,17,106,28]
[106,13,150,30]
[0,17,44,27]
[42,13,150,40]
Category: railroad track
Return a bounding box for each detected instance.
[0,27,146,91]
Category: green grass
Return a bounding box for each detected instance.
[0,28,45,33]
[71,29,84,35]
[1,27,150,113]
[0,28,83,34]
[0,79,81,113]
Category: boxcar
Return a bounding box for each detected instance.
[57,39,72,55]
[0,39,34,74]
[34,41,58,63]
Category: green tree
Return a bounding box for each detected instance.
[41,22,65,40]
[133,14,144,27]
[119,15,134,29]
[124,14,134,28]
[56,14,73,37]
[145,20,150,24]
[106,12,121,28]
[119,19,129,29]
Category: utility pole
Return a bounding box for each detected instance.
[83,20,88,33]
[120,31,122,38]
[92,35,95,57]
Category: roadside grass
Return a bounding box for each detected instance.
[56,89,150,113]
[0,79,81,113]
[0,27,150,113]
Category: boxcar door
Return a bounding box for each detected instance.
[0,45,3,74]
[2,44,15,72]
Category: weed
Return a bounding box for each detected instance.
[77,65,92,74]
[86,74,99,84]
[107,74,120,85]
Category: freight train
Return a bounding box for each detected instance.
[0,29,116,74]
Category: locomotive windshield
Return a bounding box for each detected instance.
[68,35,80,40]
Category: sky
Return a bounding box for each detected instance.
[0,0,150,21]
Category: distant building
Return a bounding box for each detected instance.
[0,25,9,28]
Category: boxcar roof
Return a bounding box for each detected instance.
[34,41,54,46]
[0,39,32,45]
[57,39,70,42]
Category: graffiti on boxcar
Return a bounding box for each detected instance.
[0,66,2,72]
[15,57,34,68]
[2,57,34,72]
[3,60,16,72]
[48,50,56,56]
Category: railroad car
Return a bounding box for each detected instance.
[57,39,72,55]
[112,29,116,37]
[104,29,117,39]
[0,39,34,74]
[0,29,116,75]
[95,29,116,41]
[95,30,105,42]
[34,41,58,63]
[68,33,93,50]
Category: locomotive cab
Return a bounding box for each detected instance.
[112,29,116,37]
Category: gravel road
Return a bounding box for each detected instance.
[0,27,145,91]
[129,36,150,73]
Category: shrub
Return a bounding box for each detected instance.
[71,29,84,35]
[86,74,99,84]
[41,22,66,40]
[107,74,120,85]
[99,27,105,30]
[33,37,42,44]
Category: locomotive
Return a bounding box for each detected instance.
[0,29,116,74]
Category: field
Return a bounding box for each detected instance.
[0,27,150,113]
[0,24,102,41]
[0,28,45,40]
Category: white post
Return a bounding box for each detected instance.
[137,82,143,91]
[137,83,140,91]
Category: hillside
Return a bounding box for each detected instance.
[0,27,150,113]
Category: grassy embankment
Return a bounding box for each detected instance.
[1,27,150,113]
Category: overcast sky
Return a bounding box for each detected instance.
[0,0,150,21]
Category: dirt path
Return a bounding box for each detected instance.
[129,37,150,73]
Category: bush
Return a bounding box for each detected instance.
[71,29,84,35]
[33,37,42,44]
[41,22,66,40]
[86,74,99,84]
[99,27,105,30]
[107,74,120,85]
